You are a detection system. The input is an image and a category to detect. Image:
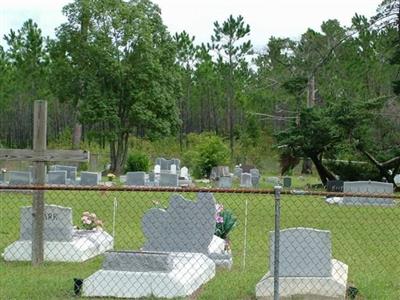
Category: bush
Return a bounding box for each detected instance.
[325,160,381,181]
[125,152,150,172]
[188,133,230,178]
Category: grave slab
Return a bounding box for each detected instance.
[340,181,396,207]
[3,205,113,262]
[83,252,215,299]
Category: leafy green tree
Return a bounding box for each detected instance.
[52,0,181,173]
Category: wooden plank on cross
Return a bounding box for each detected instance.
[0,100,90,266]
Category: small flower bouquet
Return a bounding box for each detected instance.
[80,211,103,230]
[214,204,237,250]
[107,173,116,181]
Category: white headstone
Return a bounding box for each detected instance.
[154,164,161,174]
[180,166,189,179]
[394,174,400,185]
[170,164,177,175]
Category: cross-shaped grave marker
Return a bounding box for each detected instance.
[0,100,89,265]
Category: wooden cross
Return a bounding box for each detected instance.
[0,100,89,265]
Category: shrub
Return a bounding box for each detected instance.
[125,152,150,172]
[188,133,230,178]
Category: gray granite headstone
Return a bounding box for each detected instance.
[342,181,395,206]
[148,172,155,182]
[0,172,6,183]
[126,172,146,186]
[210,166,230,180]
[102,251,173,272]
[269,228,332,277]
[47,170,67,185]
[142,193,216,254]
[234,166,242,178]
[51,165,77,182]
[326,180,343,192]
[218,176,232,188]
[240,173,252,188]
[9,171,32,185]
[159,173,178,187]
[20,205,73,242]
[80,172,101,186]
[250,169,260,187]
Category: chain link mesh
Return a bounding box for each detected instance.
[0,185,399,299]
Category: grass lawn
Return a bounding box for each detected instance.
[0,187,399,299]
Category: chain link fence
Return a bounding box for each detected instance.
[0,185,399,299]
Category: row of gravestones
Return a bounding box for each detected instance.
[125,167,191,188]
[326,180,397,206]
[0,165,103,186]
[2,192,350,299]
[214,166,261,188]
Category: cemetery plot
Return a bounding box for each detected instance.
[3,204,113,262]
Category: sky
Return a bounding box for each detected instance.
[0,0,383,50]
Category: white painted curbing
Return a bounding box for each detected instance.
[3,230,113,262]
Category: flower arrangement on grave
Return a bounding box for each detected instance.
[214,203,237,250]
[79,211,103,230]
[107,173,116,181]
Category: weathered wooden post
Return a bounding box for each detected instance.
[0,100,89,266]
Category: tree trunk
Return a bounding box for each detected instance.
[72,122,82,150]
[301,158,313,174]
[309,154,336,186]
[109,132,129,175]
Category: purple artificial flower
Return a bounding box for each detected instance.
[215,215,224,223]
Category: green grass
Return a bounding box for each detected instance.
[0,189,399,299]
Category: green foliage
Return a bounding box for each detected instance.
[187,133,230,178]
[214,204,237,240]
[125,152,150,172]
[325,160,381,181]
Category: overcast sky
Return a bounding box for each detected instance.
[1,0,383,50]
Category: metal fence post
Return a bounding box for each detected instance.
[274,185,282,300]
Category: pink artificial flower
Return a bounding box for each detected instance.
[95,219,103,226]
[82,216,92,224]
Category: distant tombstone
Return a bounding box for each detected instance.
[142,193,216,254]
[154,164,161,174]
[20,205,73,242]
[255,227,348,299]
[159,158,171,172]
[126,172,146,186]
[240,173,252,188]
[394,174,400,185]
[180,166,189,179]
[0,171,5,183]
[170,164,177,175]
[80,172,101,186]
[250,169,260,188]
[9,171,32,185]
[210,166,230,180]
[51,165,77,182]
[342,181,396,206]
[266,176,280,185]
[283,176,292,188]
[218,176,232,188]
[47,170,67,185]
[4,204,114,262]
[148,172,155,182]
[234,166,242,178]
[159,173,179,187]
[326,180,343,192]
